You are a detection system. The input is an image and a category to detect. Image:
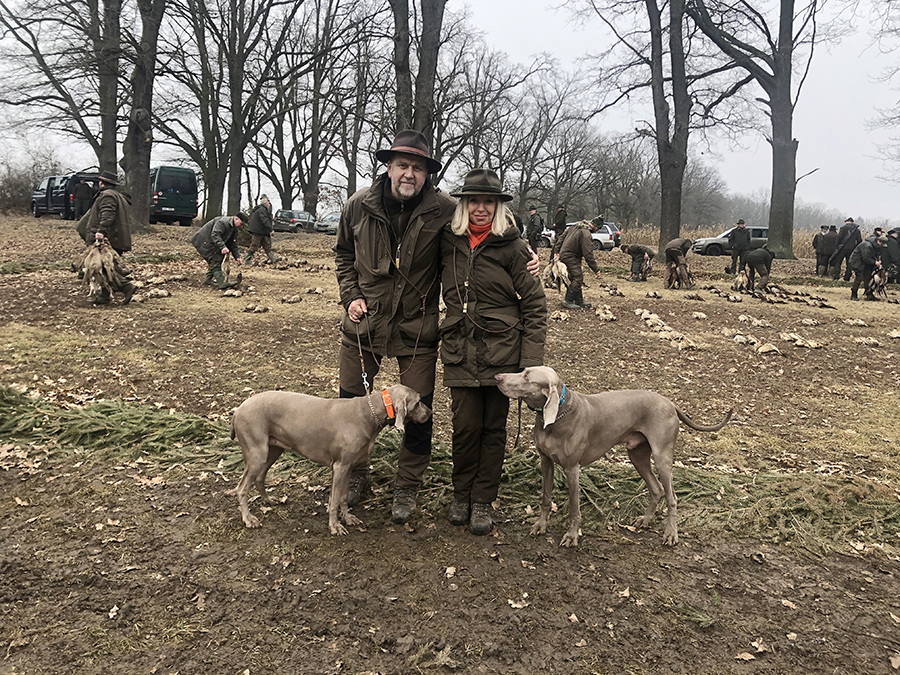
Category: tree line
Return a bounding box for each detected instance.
[0,0,893,250]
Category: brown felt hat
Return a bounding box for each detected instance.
[236,212,250,225]
[736,219,745,224]
[450,168,513,202]
[375,129,442,174]
[98,170,119,186]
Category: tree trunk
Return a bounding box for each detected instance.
[121,0,167,233]
[412,0,446,144]
[766,82,797,259]
[97,0,122,174]
[389,0,412,131]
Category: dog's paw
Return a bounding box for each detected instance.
[663,526,679,546]
[530,521,548,536]
[243,515,261,528]
[343,513,363,527]
[560,530,580,547]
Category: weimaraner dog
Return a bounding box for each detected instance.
[495,366,731,547]
[230,385,431,535]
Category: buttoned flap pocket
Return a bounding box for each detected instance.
[439,314,466,365]
[341,299,380,344]
[479,311,523,366]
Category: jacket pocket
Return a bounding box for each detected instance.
[439,314,466,365]
[341,300,380,345]
[479,312,523,367]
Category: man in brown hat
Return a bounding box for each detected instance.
[81,170,137,305]
[334,129,456,524]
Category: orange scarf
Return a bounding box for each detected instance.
[467,221,493,249]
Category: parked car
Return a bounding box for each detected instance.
[149,166,198,226]
[315,212,340,235]
[537,221,621,251]
[31,170,99,220]
[692,226,769,256]
[273,209,315,233]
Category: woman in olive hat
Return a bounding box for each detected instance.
[439,168,547,535]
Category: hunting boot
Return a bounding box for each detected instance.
[204,268,217,286]
[392,446,430,524]
[243,250,254,265]
[347,472,370,508]
[267,250,282,264]
[817,265,827,276]
[574,287,592,309]
[562,286,579,310]
[850,290,858,301]
[213,269,239,290]
[447,498,470,526]
[121,282,137,306]
[864,291,878,301]
[469,502,493,536]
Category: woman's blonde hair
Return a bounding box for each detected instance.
[451,197,515,237]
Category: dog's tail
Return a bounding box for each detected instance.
[676,406,732,432]
[230,416,236,440]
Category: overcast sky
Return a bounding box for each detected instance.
[466,0,900,224]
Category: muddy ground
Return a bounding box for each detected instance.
[1,216,899,674]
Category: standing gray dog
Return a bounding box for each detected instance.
[230,385,431,534]
[495,366,731,546]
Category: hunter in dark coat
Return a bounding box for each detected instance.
[817,225,838,276]
[848,236,887,301]
[727,219,751,274]
[191,213,248,288]
[664,237,693,289]
[829,218,861,281]
[552,205,568,237]
[244,196,280,264]
[440,168,547,536]
[621,243,655,281]
[744,246,775,292]
[884,229,900,283]
[554,220,600,308]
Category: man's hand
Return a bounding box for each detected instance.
[221,246,229,256]
[526,248,540,276]
[95,232,104,241]
[348,297,368,323]
[234,256,242,266]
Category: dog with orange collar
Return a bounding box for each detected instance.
[230,384,431,534]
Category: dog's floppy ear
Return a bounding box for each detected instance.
[541,381,560,427]
[391,385,409,434]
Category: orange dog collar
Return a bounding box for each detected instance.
[381,390,395,419]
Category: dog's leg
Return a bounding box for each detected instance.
[255,444,284,505]
[627,440,665,528]
[653,447,679,546]
[335,455,364,530]
[531,452,556,536]
[234,453,267,528]
[560,464,582,547]
[327,462,355,535]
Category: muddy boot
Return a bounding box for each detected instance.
[574,287,592,309]
[243,250,254,265]
[393,446,429,523]
[347,472,370,508]
[121,282,137,305]
[448,498,470,526]
[864,292,878,301]
[204,269,217,286]
[267,251,282,264]
[213,269,239,290]
[392,487,417,524]
[850,290,858,301]
[817,265,827,276]
[469,503,493,536]
[562,286,579,310]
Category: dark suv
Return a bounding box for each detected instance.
[32,171,99,220]
[273,209,315,233]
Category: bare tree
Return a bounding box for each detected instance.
[120,0,167,230]
[0,0,123,173]
[388,0,447,143]
[686,0,834,258]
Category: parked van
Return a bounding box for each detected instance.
[149,166,198,226]
[31,171,99,220]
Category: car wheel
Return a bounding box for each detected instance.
[179,218,193,227]
[706,244,723,256]
[592,239,602,251]
[291,226,298,234]
[32,203,41,218]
